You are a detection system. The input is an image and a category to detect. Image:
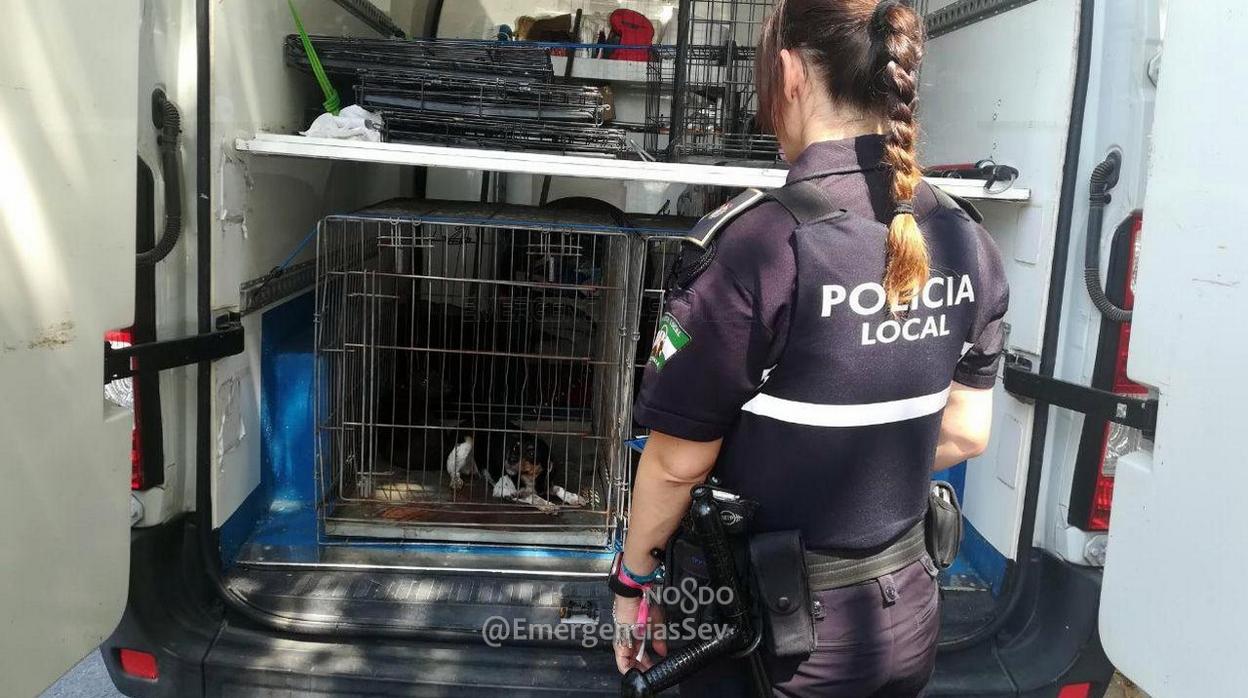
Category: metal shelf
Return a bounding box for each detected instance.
[235,133,1032,201]
[549,55,657,84]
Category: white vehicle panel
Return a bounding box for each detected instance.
[1099,1,1248,694]
[0,2,140,694]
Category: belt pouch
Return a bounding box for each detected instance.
[926,480,964,570]
[748,530,816,658]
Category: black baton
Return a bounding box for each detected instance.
[620,485,770,697]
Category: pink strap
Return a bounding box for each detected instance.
[616,568,652,658]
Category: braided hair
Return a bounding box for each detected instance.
[757,0,929,306]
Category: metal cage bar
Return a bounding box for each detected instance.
[313,206,680,547]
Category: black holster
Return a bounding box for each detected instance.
[926,480,964,570]
[626,481,966,696]
[622,485,768,698]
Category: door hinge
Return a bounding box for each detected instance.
[1003,359,1158,432]
[105,321,244,382]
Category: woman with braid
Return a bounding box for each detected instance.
[612,1,1008,695]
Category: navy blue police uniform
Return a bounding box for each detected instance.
[634,135,1009,696]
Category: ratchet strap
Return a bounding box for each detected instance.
[804,520,927,591]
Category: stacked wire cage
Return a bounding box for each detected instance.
[646,0,780,162]
[287,35,628,155]
[313,200,689,546]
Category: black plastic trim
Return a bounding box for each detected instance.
[331,0,405,37]
[424,0,446,38]
[1003,365,1157,432]
[204,622,620,696]
[104,518,1114,696]
[925,0,1042,39]
[929,552,1114,696]
[134,157,166,488]
[101,518,221,698]
[105,325,244,382]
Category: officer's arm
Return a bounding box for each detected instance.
[622,431,722,576]
[934,381,993,471]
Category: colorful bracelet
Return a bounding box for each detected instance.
[623,562,665,586]
[607,553,664,597]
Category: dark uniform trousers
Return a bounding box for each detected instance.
[680,558,940,698]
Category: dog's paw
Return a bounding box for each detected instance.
[536,499,560,515]
[551,485,596,508]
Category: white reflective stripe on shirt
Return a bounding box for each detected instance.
[740,386,952,427]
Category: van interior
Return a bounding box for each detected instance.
[128,0,1154,657]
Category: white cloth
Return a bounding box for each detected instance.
[492,474,518,499]
[300,105,382,142]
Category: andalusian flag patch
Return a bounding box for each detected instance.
[649,313,691,370]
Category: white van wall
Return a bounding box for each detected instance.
[134,0,417,527]
[135,0,200,527]
[1039,0,1161,566]
[920,0,1083,559]
[209,1,417,527]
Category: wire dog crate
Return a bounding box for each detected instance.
[288,34,632,155]
[645,0,780,161]
[356,71,610,124]
[355,71,629,155]
[286,34,555,83]
[313,200,687,546]
[378,111,629,154]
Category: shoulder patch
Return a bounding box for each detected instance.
[683,188,769,249]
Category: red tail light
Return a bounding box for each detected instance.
[117,648,159,680]
[1057,683,1092,698]
[1087,214,1145,531]
[105,327,145,490]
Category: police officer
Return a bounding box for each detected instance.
[611,0,1009,695]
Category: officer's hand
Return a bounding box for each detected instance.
[613,594,668,674]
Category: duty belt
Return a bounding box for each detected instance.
[805,520,927,591]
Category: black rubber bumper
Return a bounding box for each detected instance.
[103,518,1114,697]
[931,550,1116,697]
[100,517,221,698]
[203,621,620,696]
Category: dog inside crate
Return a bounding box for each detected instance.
[314,201,654,545]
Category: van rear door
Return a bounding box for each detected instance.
[0,3,140,695]
[1098,2,1248,696]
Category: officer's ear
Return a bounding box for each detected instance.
[778,48,809,105]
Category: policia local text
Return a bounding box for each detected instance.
[822,274,977,346]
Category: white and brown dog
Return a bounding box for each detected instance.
[445,424,591,512]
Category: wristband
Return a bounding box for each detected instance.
[623,562,665,586]
[608,552,661,662]
[608,553,644,598]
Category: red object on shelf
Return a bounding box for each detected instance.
[607,9,654,62]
